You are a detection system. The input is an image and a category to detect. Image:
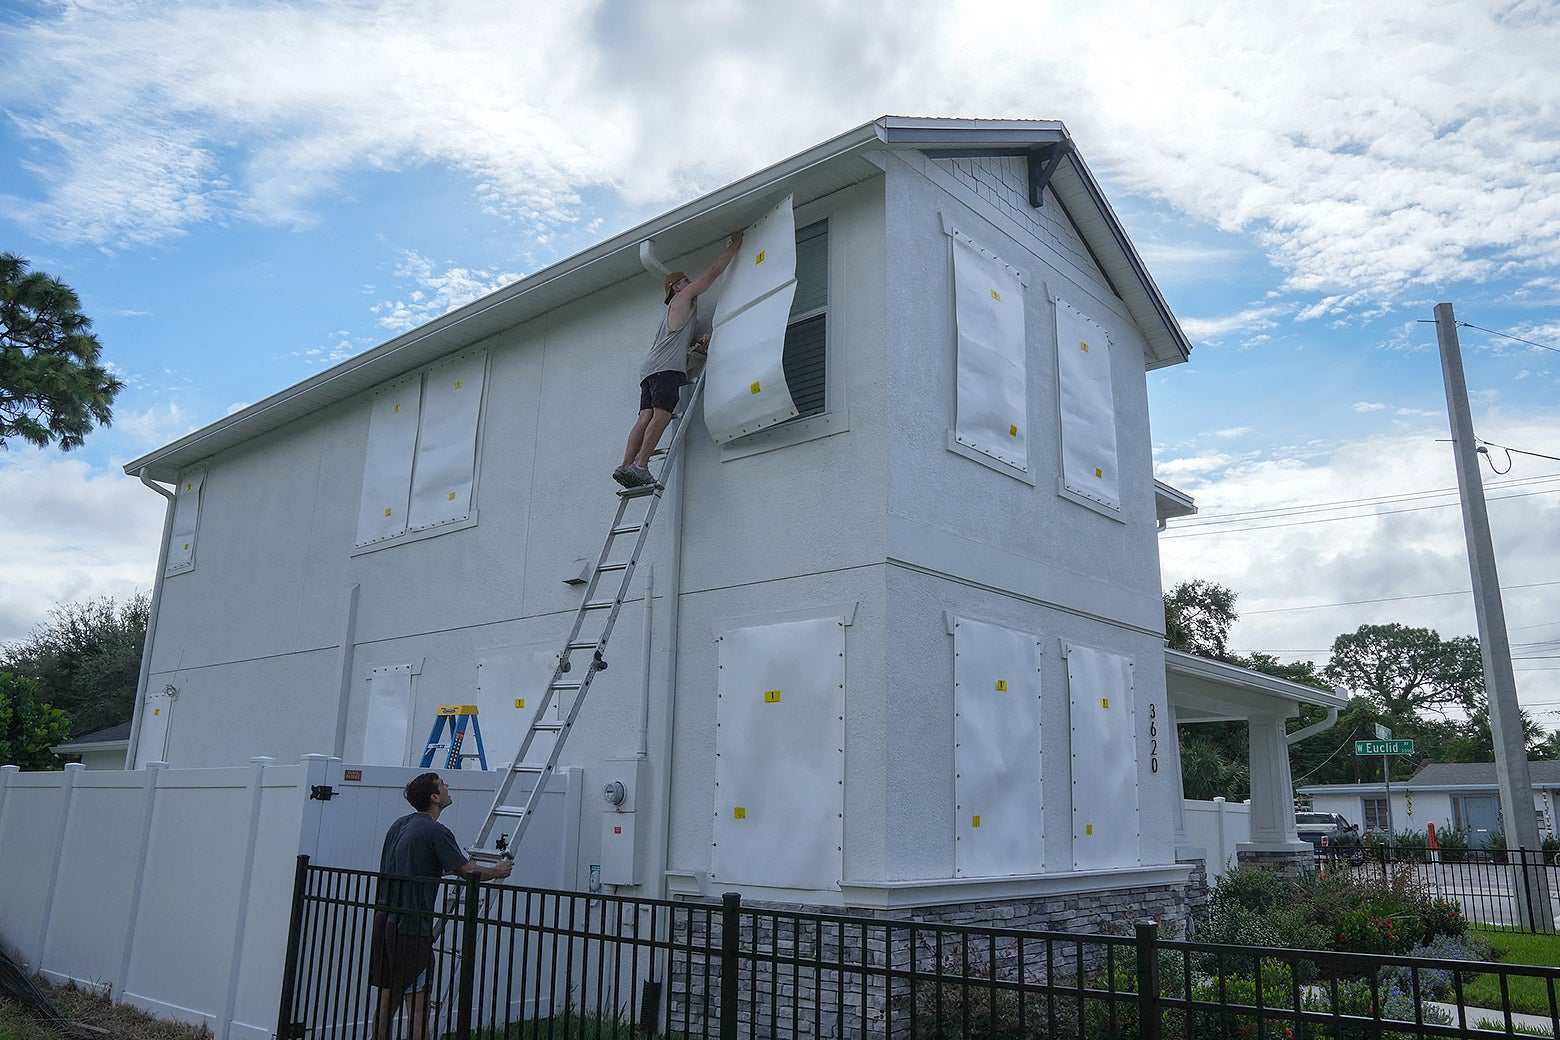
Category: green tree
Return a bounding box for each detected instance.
[1164,579,1239,659]
[0,252,122,450]
[2,593,148,737]
[0,672,70,769]
[1323,623,1484,719]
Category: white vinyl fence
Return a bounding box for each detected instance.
[0,756,579,1040]
[1183,797,1251,880]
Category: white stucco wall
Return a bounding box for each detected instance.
[136,154,1182,903]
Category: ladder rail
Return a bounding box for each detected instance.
[473,374,706,857]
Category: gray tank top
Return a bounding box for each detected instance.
[639,301,700,380]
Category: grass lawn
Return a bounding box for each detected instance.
[1462,927,1560,1015]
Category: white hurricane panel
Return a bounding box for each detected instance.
[134,687,175,766]
[476,649,563,768]
[1067,645,1139,870]
[712,617,845,891]
[409,354,484,531]
[364,664,415,766]
[953,617,1044,877]
[165,470,205,575]
[356,378,422,546]
[705,196,801,443]
[1055,299,1119,509]
[952,235,1028,470]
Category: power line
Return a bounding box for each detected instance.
[1160,485,1560,538]
[1167,474,1560,529]
[1457,320,1560,356]
[1240,579,1560,615]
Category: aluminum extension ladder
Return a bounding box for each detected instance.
[469,373,705,862]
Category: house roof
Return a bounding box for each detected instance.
[51,721,132,753]
[1166,649,1348,722]
[1300,760,1560,795]
[124,116,1194,484]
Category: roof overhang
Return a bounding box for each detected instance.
[126,116,1193,483]
[1167,648,1347,723]
[1154,479,1197,525]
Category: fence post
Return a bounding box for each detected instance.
[720,892,741,1040]
[275,855,311,1040]
[1136,920,1161,1040]
[455,872,482,1040]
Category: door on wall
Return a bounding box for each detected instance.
[134,686,175,766]
[1453,795,1501,847]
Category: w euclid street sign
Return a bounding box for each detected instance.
[1355,739,1415,756]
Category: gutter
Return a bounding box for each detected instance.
[1287,705,1341,746]
[123,468,175,768]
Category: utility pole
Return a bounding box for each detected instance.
[1434,302,1548,929]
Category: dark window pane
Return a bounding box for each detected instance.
[783,314,827,419]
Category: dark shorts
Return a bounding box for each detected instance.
[639,370,684,413]
[368,911,434,994]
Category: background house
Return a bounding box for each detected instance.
[113,116,1322,930]
[1301,761,1560,847]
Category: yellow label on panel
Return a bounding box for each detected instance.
[393,403,401,413]
[1009,425,1018,437]
[990,289,1001,301]
[184,482,193,492]
[182,542,190,551]
[1086,823,1094,835]
[384,508,393,517]
[447,491,456,501]
[1095,468,1103,479]
[972,815,981,828]
[1101,698,1110,709]
[733,807,746,820]
[764,690,781,703]
[750,381,761,395]
[1080,342,1090,353]
[755,251,766,264]
[453,380,463,389]
[515,699,525,709]
[995,680,1008,692]
[153,708,161,716]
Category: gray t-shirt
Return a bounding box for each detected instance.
[375,811,468,934]
[639,300,705,379]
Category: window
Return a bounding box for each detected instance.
[355,353,486,550]
[781,220,828,420]
[1363,797,1390,832]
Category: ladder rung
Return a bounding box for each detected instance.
[597,562,629,573]
[566,640,600,652]
[617,483,659,498]
[609,523,644,536]
[550,680,583,692]
[491,805,532,819]
[505,763,544,775]
[582,599,615,611]
[532,721,563,733]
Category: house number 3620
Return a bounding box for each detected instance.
[1149,702,1159,773]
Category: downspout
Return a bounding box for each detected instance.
[1286,704,1341,746]
[124,469,176,769]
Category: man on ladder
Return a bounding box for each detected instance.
[613,229,743,488]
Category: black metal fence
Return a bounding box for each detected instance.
[1317,845,1560,934]
[279,856,1560,1039]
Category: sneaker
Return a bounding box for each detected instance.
[625,465,656,487]
[612,465,633,487]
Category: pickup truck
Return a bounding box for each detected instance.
[1295,811,1360,848]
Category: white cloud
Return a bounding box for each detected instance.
[111,400,202,451]
[1352,402,1387,413]
[0,451,164,645]
[1,0,1555,314]
[1180,306,1286,342]
[1158,411,1560,713]
[370,251,521,333]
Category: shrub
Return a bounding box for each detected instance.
[1487,829,1509,863]
[1420,897,1466,940]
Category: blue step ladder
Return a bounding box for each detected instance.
[419,705,489,770]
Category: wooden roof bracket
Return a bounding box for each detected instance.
[1028,141,1075,208]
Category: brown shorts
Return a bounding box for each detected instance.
[368,911,434,994]
[639,370,684,412]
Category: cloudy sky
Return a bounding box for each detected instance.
[1,0,1556,725]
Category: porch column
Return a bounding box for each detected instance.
[1237,713,1313,872]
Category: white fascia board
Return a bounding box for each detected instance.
[1166,649,1349,710]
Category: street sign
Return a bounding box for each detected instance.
[1355,739,1415,756]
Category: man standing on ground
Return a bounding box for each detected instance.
[370,772,512,1040]
[614,230,743,488]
